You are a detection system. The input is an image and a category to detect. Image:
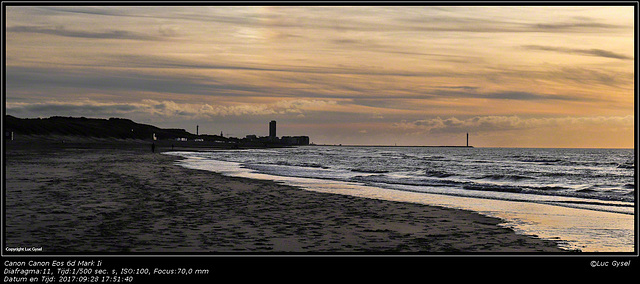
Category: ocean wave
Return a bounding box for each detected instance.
[617,163,635,169]
[479,174,535,181]
[256,160,330,169]
[299,162,330,169]
[513,155,565,164]
[174,147,635,205]
[463,184,523,193]
[350,174,463,188]
[350,168,389,173]
[528,185,568,191]
[541,171,577,177]
[423,155,452,161]
[423,169,453,178]
[462,183,634,202]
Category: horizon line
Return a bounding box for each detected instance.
[311,144,635,150]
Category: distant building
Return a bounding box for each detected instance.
[232,120,309,146]
[281,136,310,146]
[269,120,276,139]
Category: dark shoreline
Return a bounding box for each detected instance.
[4,138,568,254]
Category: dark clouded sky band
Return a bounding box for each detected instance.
[4,5,634,147]
[521,45,632,60]
[7,25,163,40]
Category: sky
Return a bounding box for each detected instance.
[4,5,636,148]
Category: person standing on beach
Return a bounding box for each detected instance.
[152,142,155,153]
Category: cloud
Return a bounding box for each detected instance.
[6,25,162,40]
[522,45,632,60]
[5,65,266,97]
[531,20,622,32]
[396,8,627,34]
[546,66,633,88]
[484,91,601,102]
[36,6,132,17]
[476,65,633,89]
[165,99,338,117]
[393,115,634,134]
[6,100,145,117]
[111,54,437,78]
[432,89,600,102]
[6,99,340,119]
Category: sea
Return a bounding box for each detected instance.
[167,146,636,252]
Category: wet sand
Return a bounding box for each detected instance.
[4,138,566,253]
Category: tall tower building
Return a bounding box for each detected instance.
[269,120,277,139]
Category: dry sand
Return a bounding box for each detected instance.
[4,138,566,253]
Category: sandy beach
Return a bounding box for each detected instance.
[4,138,566,254]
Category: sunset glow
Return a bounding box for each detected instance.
[4,5,635,147]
